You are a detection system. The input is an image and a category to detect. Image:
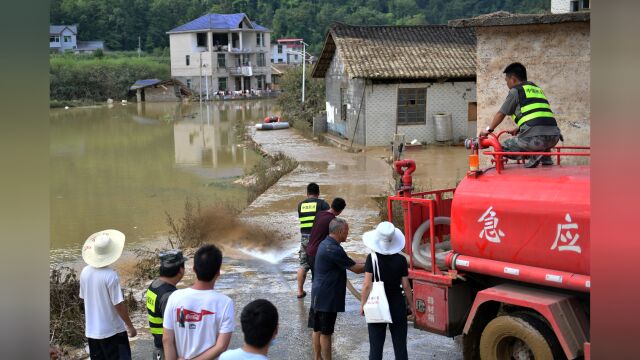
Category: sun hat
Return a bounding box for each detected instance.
[159,249,188,268]
[81,229,126,268]
[362,221,405,255]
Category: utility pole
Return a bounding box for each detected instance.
[300,40,309,103]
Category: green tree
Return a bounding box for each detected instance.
[277,66,325,134]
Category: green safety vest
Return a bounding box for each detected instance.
[146,281,175,343]
[298,198,326,231]
[511,82,557,128]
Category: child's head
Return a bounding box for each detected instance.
[241,299,279,348]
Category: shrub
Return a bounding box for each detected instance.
[50,267,85,347]
[246,152,299,204]
[277,66,325,137]
[50,56,170,101]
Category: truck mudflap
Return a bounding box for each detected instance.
[464,284,589,359]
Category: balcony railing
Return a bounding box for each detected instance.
[229,66,253,76]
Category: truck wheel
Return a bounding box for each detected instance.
[479,314,563,360]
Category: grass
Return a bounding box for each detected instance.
[49,267,140,348]
[50,55,170,102]
[246,151,299,204]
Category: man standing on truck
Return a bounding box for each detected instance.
[479,62,562,168]
[296,183,330,299]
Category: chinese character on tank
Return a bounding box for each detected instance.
[478,206,505,243]
[551,213,581,253]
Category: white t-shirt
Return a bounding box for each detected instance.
[79,266,126,339]
[163,287,235,359]
[220,348,268,360]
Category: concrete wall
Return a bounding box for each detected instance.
[143,86,180,102]
[324,51,355,139]
[551,0,572,13]
[475,22,590,161]
[364,82,476,146]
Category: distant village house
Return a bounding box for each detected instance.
[271,38,304,64]
[49,25,105,54]
[167,13,272,97]
[312,23,477,146]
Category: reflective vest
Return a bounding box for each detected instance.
[146,280,176,347]
[298,198,328,233]
[511,82,557,128]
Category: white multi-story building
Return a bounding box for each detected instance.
[167,13,272,96]
[551,0,591,13]
[271,38,304,64]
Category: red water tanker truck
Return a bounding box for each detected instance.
[389,131,590,359]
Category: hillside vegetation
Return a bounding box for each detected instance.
[51,0,548,55]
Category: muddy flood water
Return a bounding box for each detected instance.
[50,101,275,263]
[51,100,470,359]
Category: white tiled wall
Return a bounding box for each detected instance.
[364,81,476,146]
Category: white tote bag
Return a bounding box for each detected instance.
[364,252,393,323]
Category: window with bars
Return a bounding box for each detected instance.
[397,88,427,125]
[256,33,264,47]
[257,76,265,90]
[217,53,226,68]
[219,77,227,91]
[257,53,266,67]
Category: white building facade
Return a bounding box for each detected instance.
[167,13,272,96]
[271,38,304,64]
[551,0,591,13]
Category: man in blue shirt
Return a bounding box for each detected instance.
[308,218,365,360]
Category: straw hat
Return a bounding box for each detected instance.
[82,229,126,268]
[362,222,405,255]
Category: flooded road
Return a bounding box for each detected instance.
[144,128,465,359]
[52,100,468,359]
[50,100,276,262]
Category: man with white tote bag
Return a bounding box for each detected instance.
[360,222,414,360]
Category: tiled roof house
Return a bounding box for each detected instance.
[312,23,478,146]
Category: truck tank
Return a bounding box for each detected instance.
[450,165,590,276]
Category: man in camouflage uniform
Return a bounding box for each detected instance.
[479,62,563,168]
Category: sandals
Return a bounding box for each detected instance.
[297,291,307,299]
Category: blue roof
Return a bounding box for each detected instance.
[252,22,269,31]
[130,79,162,90]
[167,13,270,33]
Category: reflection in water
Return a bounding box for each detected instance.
[50,100,278,262]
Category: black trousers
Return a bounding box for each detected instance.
[87,331,132,360]
[367,295,408,360]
